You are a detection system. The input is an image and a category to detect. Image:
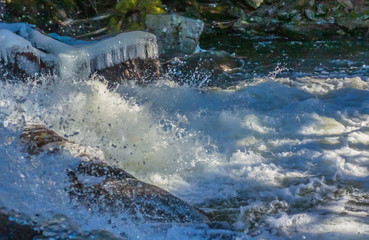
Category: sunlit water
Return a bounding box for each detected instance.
[1,41,369,239]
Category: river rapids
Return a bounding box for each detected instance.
[0,39,369,239]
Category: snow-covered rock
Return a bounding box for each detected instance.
[0,23,161,81]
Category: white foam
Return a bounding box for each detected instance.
[0,73,369,239]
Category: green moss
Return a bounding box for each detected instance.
[348,11,358,19]
[112,0,165,31]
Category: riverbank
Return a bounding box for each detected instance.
[1,0,369,41]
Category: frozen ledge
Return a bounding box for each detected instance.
[0,23,161,81]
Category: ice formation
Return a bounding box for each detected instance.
[0,23,159,78]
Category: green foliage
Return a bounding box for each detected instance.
[111,0,165,31]
[4,0,167,35]
[63,0,76,9]
[115,0,164,15]
[109,17,121,33]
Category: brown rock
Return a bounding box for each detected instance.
[98,58,161,84]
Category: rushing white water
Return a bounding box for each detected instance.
[0,69,369,239]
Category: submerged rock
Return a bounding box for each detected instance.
[0,208,126,240]
[0,209,41,240]
[20,124,209,223]
[0,23,161,82]
[145,14,204,59]
[163,50,245,88]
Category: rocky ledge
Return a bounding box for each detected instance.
[200,0,369,40]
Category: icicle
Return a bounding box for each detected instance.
[1,23,159,79]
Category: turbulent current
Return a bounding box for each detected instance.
[1,42,369,239]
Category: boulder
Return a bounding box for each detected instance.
[20,124,209,223]
[163,50,245,88]
[280,21,340,40]
[336,0,353,10]
[0,210,41,240]
[0,208,126,239]
[337,17,369,34]
[244,0,264,9]
[0,23,161,81]
[145,14,204,59]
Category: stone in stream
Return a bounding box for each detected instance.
[145,14,204,59]
[19,124,209,223]
[0,209,41,240]
[280,21,340,40]
[0,23,161,82]
[0,208,126,239]
[163,50,245,87]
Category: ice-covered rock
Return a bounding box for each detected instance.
[145,14,204,59]
[0,2,5,22]
[0,23,161,81]
[20,124,209,223]
[0,28,57,76]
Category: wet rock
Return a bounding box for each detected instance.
[20,124,209,224]
[0,209,126,240]
[292,14,303,22]
[337,0,353,10]
[233,18,278,34]
[277,11,291,21]
[0,209,41,240]
[244,0,264,9]
[98,58,161,84]
[68,171,208,222]
[317,3,326,15]
[163,50,245,88]
[337,17,369,34]
[305,9,316,21]
[145,14,204,59]
[280,21,340,40]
